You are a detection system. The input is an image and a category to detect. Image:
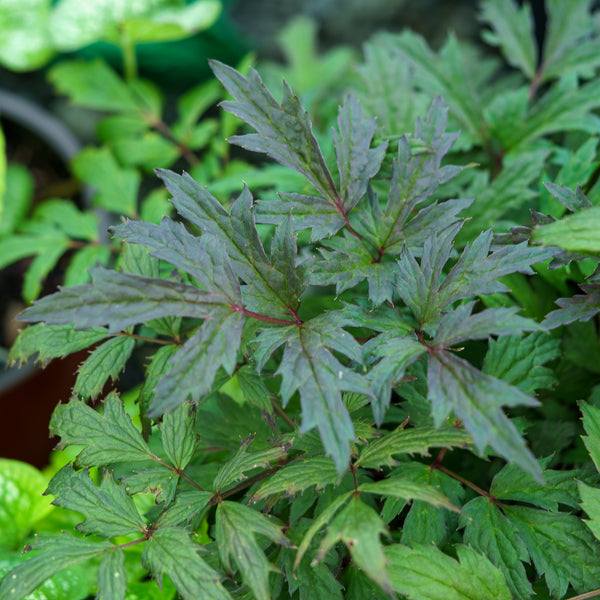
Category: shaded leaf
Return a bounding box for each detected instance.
[581,402,600,473]
[579,482,600,543]
[543,282,600,328]
[160,402,197,471]
[97,548,126,600]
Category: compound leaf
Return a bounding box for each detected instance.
[18,267,229,334]
[315,496,391,596]
[216,501,290,600]
[385,543,511,600]
[504,504,600,597]
[73,335,136,400]
[49,392,153,467]
[143,527,231,600]
[209,60,337,202]
[150,309,244,416]
[46,466,146,538]
[428,351,541,480]
[0,535,112,600]
[461,497,532,600]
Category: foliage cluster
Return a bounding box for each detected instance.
[2,1,600,599]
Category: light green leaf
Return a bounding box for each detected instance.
[250,456,338,503]
[111,132,179,171]
[212,435,287,492]
[73,335,135,399]
[64,245,112,287]
[216,501,290,600]
[32,199,98,241]
[160,402,197,471]
[49,393,153,467]
[46,467,146,538]
[483,331,561,395]
[0,0,53,71]
[0,123,4,219]
[143,527,231,600]
[49,59,138,112]
[385,543,512,600]
[504,504,600,597]
[532,204,600,252]
[22,240,70,303]
[72,147,140,216]
[0,459,53,550]
[9,323,108,366]
[356,425,471,469]
[579,482,600,544]
[0,534,112,600]
[0,164,33,235]
[315,496,391,595]
[479,0,537,79]
[581,402,600,473]
[461,497,533,600]
[97,547,126,600]
[0,229,68,271]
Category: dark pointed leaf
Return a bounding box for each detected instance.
[160,402,197,470]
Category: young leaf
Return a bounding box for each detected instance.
[460,497,533,600]
[160,402,197,471]
[385,543,512,600]
[314,496,392,596]
[249,456,338,503]
[209,60,337,202]
[483,331,560,394]
[18,267,230,334]
[503,504,600,597]
[212,435,288,492]
[428,351,542,480]
[8,323,108,366]
[73,335,136,399]
[97,547,127,600]
[149,309,244,416]
[479,0,537,79]
[49,393,153,467]
[356,425,471,469]
[143,527,231,600]
[0,535,112,600]
[215,501,290,600]
[46,467,146,538]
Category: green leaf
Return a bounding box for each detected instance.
[212,435,287,492]
[138,344,179,417]
[149,309,244,416]
[210,60,337,202]
[385,543,512,600]
[155,490,213,529]
[234,365,275,418]
[32,199,98,241]
[543,282,600,328]
[49,393,153,467]
[49,59,139,112]
[216,501,290,600]
[428,351,542,480]
[0,534,112,600]
[73,335,135,400]
[110,132,180,171]
[0,0,53,71]
[503,504,600,597]
[359,478,459,512]
[483,331,560,394]
[64,245,112,287]
[22,239,70,303]
[0,459,53,550]
[9,323,108,366]
[19,267,229,334]
[46,467,146,538]
[160,402,197,471]
[579,482,600,543]
[581,402,600,472]
[143,527,231,600]
[356,425,471,469]
[315,496,392,596]
[250,456,338,503]
[479,0,537,79]
[97,548,126,600]
[461,497,533,600]
[0,164,34,235]
[0,228,68,272]
[533,204,600,253]
[72,147,140,217]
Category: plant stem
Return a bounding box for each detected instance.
[271,397,295,429]
[120,32,137,82]
[240,307,301,327]
[564,590,600,600]
[221,456,296,500]
[117,535,149,550]
[151,455,206,492]
[148,116,200,166]
[434,464,495,501]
